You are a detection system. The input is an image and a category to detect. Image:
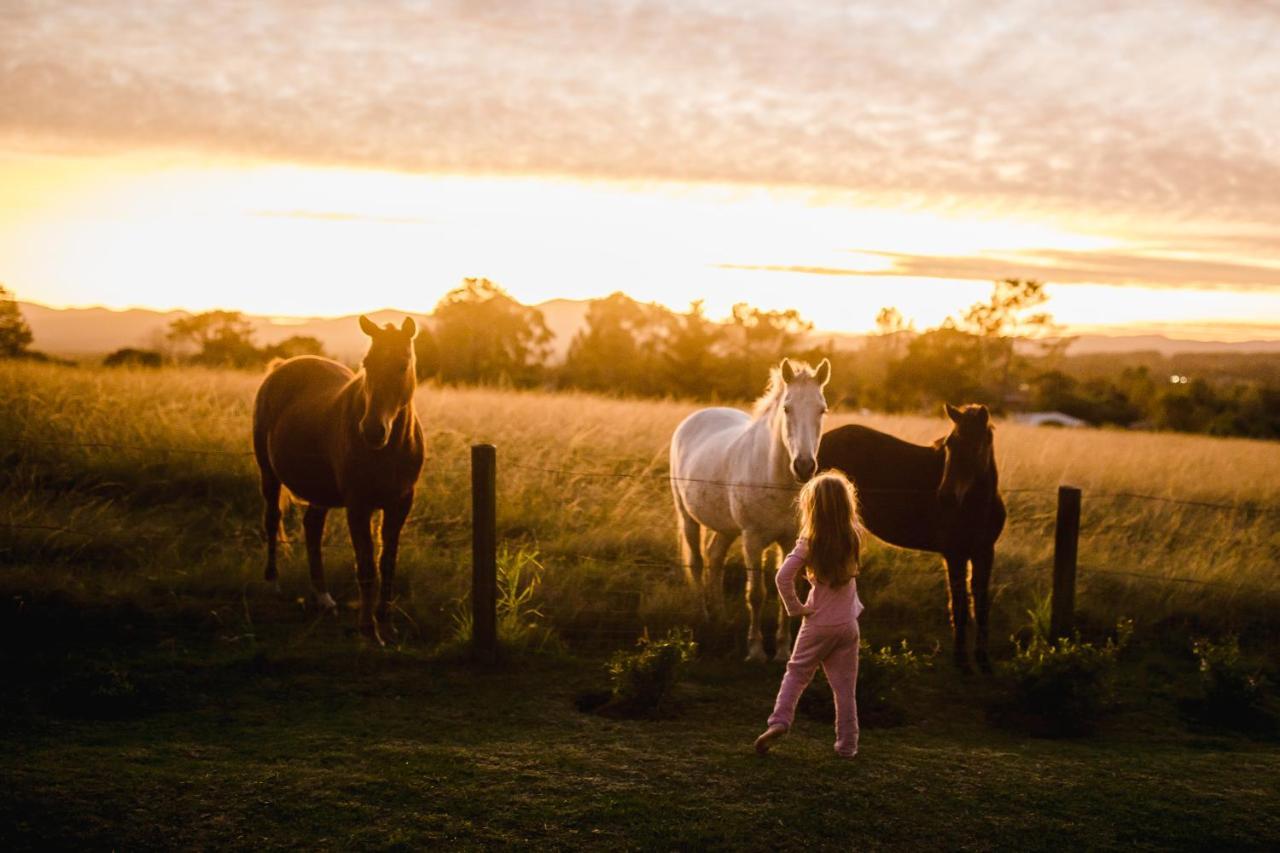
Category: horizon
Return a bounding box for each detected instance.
[20,295,1280,365]
[4,1,1280,340]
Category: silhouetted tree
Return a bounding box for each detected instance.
[413,324,441,382]
[1029,370,1141,426]
[167,310,263,368]
[263,335,327,361]
[885,321,992,410]
[432,278,552,385]
[722,303,814,398]
[960,279,1064,405]
[858,307,916,409]
[0,284,33,358]
[563,292,671,395]
[661,300,725,398]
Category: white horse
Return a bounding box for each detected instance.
[669,358,831,662]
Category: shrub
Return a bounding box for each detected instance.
[800,639,925,728]
[994,619,1132,737]
[859,640,924,723]
[103,348,163,368]
[47,661,142,720]
[596,628,698,718]
[1188,636,1276,733]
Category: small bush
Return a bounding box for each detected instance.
[800,639,925,728]
[103,348,163,368]
[993,619,1132,737]
[1187,636,1276,734]
[582,628,697,718]
[46,661,143,720]
[859,640,925,725]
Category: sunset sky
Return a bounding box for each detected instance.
[3,0,1280,338]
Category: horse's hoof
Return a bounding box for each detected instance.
[773,645,793,663]
[359,624,385,647]
[745,648,768,664]
[314,592,337,611]
[264,566,278,583]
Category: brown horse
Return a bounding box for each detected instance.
[816,404,1005,673]
[252,315,425,645]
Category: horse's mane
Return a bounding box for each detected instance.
[751,361,818,420]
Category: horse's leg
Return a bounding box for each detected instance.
[259,469,282,584]
[346,504,382,646]
[705,530,736,598]
[773,538,797,663]
[376,496,412,640]
[674,493,704,586]
[944,552,972,674]
[303,504,335,610]
[742,529,768,663]
[971,544,995,674]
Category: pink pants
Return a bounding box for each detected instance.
[767,620,860,757]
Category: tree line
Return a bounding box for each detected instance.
[410,278,1280,439]
[3,279,1278,440]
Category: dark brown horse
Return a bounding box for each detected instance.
[252,315,425,645]
[816,404,1005,672]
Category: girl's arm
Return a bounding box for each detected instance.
[775,538,812,617]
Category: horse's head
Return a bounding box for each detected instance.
[777,357,831,483]
[357,315,418,449]
[937,403,994,508]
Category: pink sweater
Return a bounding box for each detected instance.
[776,538,864,627]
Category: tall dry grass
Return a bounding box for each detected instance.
[2,361,1278,654]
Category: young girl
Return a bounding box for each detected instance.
[755,470,864,759]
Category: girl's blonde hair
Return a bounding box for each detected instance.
[798,471,862,587]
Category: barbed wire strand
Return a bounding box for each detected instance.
[10,436,1279,515]
[7,437,256,457]
[1085,565,1277,595]
[1087,490,1280,517]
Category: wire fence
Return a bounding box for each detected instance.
[8,433,1276,513]
[4,433,1280,650]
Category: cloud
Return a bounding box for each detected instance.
[2,0,1280,225]
[718,248,1280,291]
[252,210,436,226]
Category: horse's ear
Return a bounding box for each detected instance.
[359,315,379,337]
[974,405,990,426]
[814,358,831,387]
[944,403,962,423]
[779,358,796,383]
[401,317,418,339]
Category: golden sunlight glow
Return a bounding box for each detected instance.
[4,151,1279,338]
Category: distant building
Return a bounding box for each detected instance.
[1012,411,1090,429]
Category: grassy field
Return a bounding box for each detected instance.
[3,361,1280,849]
[4,361,1278,649]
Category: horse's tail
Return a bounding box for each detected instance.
[275,487,294,543]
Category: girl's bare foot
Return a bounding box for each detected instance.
[754,724,788,755]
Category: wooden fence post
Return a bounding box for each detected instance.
[471,443,497,663]
[1050,485,1081,642]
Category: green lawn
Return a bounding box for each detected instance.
[4,615,1278,852]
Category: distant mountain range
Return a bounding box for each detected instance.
[19,299,1280,362]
